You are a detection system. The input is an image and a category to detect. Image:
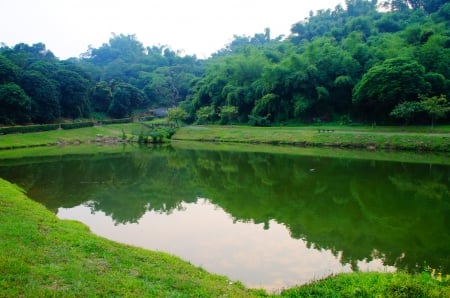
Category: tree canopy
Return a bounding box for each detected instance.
[0,0,449,126]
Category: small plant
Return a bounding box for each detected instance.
[165,128,177,139]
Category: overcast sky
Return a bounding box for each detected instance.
[0,0,343,59]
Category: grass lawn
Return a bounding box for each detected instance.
[0,123,141,149]
[173,125,450,152]
[1,123,450,296]
[1,178,449,297]
[0,178,265,297]
[1,123,449,152]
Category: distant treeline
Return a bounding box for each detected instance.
[0,0,449,126]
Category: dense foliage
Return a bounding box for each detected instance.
[0,0,449,126]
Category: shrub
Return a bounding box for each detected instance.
[0,124,59,134]
[101,118,132,125]
[60,122,94,130]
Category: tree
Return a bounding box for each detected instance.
[352,58,428,123]
[0,54,17,84]
[167,107,188,127]
[420,94,450,129]
[219,105,238,124]
[389,101,423,125]
[87,33,145,65]
[0,83,31,124]
[108,83,145,118]
[91,81,112,113]
[57,69,90,118]
[19,70,60,123]
[196,106,215,124]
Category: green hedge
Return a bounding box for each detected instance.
[139,116,154,122]
[101,118,132,125]
[0,122,95,135]
[60,122,94,130]
[0,124,59,135]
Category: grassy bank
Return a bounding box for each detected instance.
[1,123,449,153]
[172,140,450,165]
[0,122,173,150]
[0,123,135,150]
[281,272,450,297]
[0,178,264,297]
[1,178,449,297]
[173,125,450,152]
[0,179,450,297]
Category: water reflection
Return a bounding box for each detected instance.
[0,145,448,290]
[58,199,390,290]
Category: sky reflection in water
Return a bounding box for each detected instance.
[58,198,393,291]
[1,146,447,291]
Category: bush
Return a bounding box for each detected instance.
[248,114,271,126]
[101,118,132,125]
[0,124,59,134]
[139,116,155,122]
[60,122,94,130]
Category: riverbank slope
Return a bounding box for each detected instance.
[1,178,450,297]
[173,125,450,152]
[1,123,449,152]
[0,178,265,297]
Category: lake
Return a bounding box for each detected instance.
[0,143,449,291]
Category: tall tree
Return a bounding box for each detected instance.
[0,55,18,84]
[57,69,90,118]
[108,83,145,118]
[19,70,60,123]
[0,83,31,124]
[352,57,428,123]
[90,81,113,113]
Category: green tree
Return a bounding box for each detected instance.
[352,58,428,123]
[167,107,188,127]
[219,105,238,124]
[420,94,450,129]
[108,83,145,118]
[91,81,112,113]
[0,82,31,124]
[57,69,90,118]
[196,106,215,124]
[0,54,18,84]
[19,70,60,123]
[87,33,145,65]
[389,101,423,125]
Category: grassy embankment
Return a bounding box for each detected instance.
[173,125,450,152]
[0,121,174,150]
[1,123,449,152]
[0,178,263,297]
[1,178,450,297]
[1,124,450,296]
[0,123,142,150]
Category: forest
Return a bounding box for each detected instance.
[0,0,449,126]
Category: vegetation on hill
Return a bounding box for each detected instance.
[0,0,449,127]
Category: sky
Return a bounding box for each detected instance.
[0,0,343,59]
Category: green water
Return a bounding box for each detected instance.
[0,145,449,290]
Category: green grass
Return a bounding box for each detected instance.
[1,122,450,296]
[1,123,449,152]
[0,123,136,149]
[173,125,450,152]
[1,162,450,296]
[281,272,450,297]
[0,178,266,297]
[0,122,172,150]
[172,141,450,165]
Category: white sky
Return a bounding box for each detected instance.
[0,0,343,59]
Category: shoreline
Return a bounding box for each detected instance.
[1,178,449,296]
[173,125,450,153]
